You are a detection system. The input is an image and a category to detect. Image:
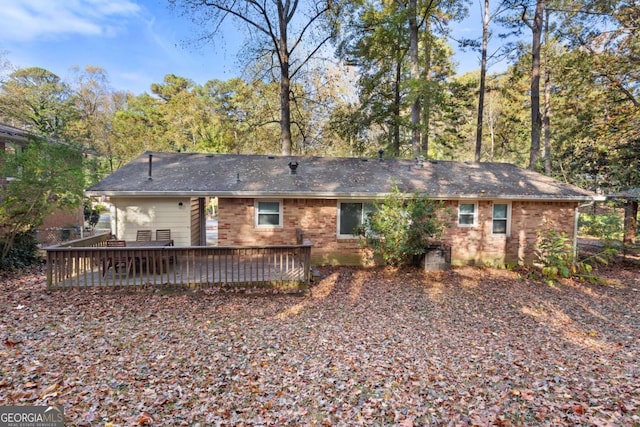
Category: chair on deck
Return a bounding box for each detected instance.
[155,229,175,265]
[155,229,172,243]
[136,230,152,241]
[103,240,134,277]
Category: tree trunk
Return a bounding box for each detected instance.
[280,67,292,155]
[278,1,292,155]
[543,8,552,174]
[623,200,638,246]
[475,0,490,163]
[393,57,402,157]
[421,25,432,156]
[409,0,421,156]
[528,0,545,170]
[488,92,496,161]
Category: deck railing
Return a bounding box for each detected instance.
[54,231,113,248]
[46,237,312,291]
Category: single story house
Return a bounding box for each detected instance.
[85,151,603,266]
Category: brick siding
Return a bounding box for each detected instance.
[218,197,579,266]
[439,200,577,265]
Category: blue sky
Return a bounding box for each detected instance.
[0,0,487,95]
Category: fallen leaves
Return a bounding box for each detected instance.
[135,412,154,425]
[0,264,639,425]
[4,337,22,347]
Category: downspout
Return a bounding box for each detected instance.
[574,199,595,258]
[112,202,118,239]
[79,208,84,239]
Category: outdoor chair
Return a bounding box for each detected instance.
[136,230,152,241]
[155,229,172,243]
[103,240,134,277]
[155,229,175,265]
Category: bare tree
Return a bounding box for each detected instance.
[474,0,490,162]
[170,0,337,155]
[421,27,432,156]
[542,7,551,174]
[409,0,422,155]
[499,0,545,170]
[528,0,545,170]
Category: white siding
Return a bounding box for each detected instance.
[111,197,191,246]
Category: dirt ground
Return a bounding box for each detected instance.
[1,260,639,426]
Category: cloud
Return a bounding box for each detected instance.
[0,0,141,42]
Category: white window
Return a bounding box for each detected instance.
[255,200,282,228]
[458,202,477,227]
[492,203,510,235]
[338,201,375,237]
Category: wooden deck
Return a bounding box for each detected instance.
[46,234,312,291]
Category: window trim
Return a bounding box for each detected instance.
[254,199,283,228]
[491,202,511,236]
[457,202,478,227]
[337,200,375,239]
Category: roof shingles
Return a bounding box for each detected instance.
[86,151,598,201]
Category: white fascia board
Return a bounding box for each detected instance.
[84,190,602,202]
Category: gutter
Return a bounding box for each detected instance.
[84,190,601,203]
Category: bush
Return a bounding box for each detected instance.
[1,138,84,264]
[0,231,42,271]
[578,212,623,241]
[359,185,445,266]
[535,228,615,284]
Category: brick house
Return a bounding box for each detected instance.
[0,123,30,187]
[0,123,83,245]
[85,151,603,266]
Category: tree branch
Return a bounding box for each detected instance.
[291,35,332,79]
[289,4,331,55]
[202,0,271,35]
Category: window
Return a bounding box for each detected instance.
[492,203,510,235]
[255,200,282,227]
[338,202,375,237]
[458,202,477,227]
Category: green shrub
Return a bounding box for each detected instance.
[359,185,445,266]
[535,228,615,284]
[0,232,42,271]
[578,212,623,241]
[93,203,108,213]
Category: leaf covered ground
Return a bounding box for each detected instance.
[1,263,639,426]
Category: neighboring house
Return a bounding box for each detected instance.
[86,151,603,266]
[0,123,83,245]
[0,123,30,186]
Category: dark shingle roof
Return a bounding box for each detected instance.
[0,122,96,154]
[608,188,640,200]
[86,151,599,201]
[0,123,31,145]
